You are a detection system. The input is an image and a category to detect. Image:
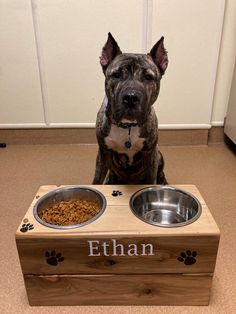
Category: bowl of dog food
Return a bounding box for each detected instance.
[33,186,106,229]
[130,186,202,228]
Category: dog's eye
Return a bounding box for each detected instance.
[144,74,154,81]
[111,72,122,79]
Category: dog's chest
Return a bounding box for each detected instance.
[105,124,145,164]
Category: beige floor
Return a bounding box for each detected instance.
[0,143,236,313]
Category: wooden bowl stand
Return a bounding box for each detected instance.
[15,185,220,306]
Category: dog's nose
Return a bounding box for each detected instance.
[122,92,139,106]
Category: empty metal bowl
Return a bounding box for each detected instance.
[33,186,106,229]
[130,186,202,228]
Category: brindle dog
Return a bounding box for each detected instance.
[93,33,168,184]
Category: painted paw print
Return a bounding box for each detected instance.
[112,190,123,197]
[45,251,64,266]
[20,223,34,233]
[177,250,197,265]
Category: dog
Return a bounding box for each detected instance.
[93,33,168,184]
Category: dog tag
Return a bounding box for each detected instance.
[124,140,132,149]
[124,126,132,149]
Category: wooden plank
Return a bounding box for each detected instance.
[16,235,219,275]
[15,185,220,237]
[24,273,212,306]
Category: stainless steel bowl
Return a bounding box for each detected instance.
[33,186,106,229]
[130,186,202,228]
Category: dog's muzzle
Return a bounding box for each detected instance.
[111,88,144,122]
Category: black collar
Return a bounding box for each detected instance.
[109,116,138,129]
[115,121,139,129]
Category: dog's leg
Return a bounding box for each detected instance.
[156,150,168,185]
[142,150,159,184]
[104,171,117,184]
[92,148,109,184]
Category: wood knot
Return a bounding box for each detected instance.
[143,288,152,295]
[104,259,116,266]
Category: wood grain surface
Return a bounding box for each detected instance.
[16,235,219,275]
[24,273,213,306]
[16,185,220,237]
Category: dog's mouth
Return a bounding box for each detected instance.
[116,112,147,126]
[112,108,143,124]
[109,100,149,125]
[112,113,146,126]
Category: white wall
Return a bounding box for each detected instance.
[0,0,235,129]
[0,0,44,126]
[151,0,225,129]
[211,0,236,126]
[35,0,144,126]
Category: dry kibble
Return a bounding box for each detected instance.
[39,199,100,226]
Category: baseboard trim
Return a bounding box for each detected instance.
[208,126,225,143]
[0,123,213,129]
[0,127,226,146]
[159,129,208,145]
[159,124,211,130]
[0,128,97,145]
[210,121,224,127]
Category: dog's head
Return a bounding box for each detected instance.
[100,33,168,125]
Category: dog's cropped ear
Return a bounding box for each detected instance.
[149,37,168,75]
[100,33,122,73]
